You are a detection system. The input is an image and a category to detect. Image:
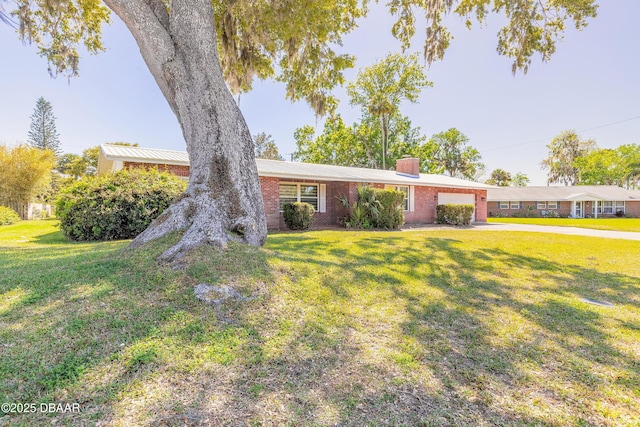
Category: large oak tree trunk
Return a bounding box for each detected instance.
[104,0,267,263]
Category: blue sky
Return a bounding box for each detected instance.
[1,1,639,185]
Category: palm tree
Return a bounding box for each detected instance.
[486,169,512,186]
[368,94,395,170]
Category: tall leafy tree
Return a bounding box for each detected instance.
[253,133,284,161]
[294,116,369,167]
[573,143,640,189]
[0,144,55,219]
[27,97,61,156]
[511,172,530,187]
[347,53,432,170]
[428,128,484,180]
[6,0,598,261]
[574,148,626,186]
[294,113,433,171]
[541,130,597,185]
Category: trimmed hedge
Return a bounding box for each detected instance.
[0,206,20,226]
[283,202,315,230]
[436,204,475,226]
[373,189,405,229]
[55,168,186,241]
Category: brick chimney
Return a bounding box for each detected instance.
[395,157,420,178]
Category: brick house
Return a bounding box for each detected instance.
[98,145,491,230]
[487,186,640,218]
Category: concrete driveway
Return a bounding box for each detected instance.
[473,222,640,241]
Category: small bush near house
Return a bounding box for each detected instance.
[341,186,405,229]
[373,189,405,229]
[436,204,474,226]
[56,168,186,241]
[282,202,315,230]
[546,210,560,218]
[0,206,21,225]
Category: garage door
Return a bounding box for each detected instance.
[437,193,476,222]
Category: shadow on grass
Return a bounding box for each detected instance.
[1,229,639,426]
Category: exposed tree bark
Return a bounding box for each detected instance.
[104,0,267,263]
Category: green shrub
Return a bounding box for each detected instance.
[283,202,315,230]
[373,189,405,229]
[341,186,404,230]
[436,204,474,226]
[0,206,21,226]
[55,168,186,241]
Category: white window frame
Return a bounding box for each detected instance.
[279,182,320,212]
[547,201,558,210]
[536,201,546,209]
[384,185,414,212]
[593,200,625,215]
[499,201,509,209]
[510,201,520,209]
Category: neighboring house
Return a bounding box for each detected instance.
[98,144,492,230]
[487,186,640,218]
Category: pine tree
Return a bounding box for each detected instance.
[28,97,61,156]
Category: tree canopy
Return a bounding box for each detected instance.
[347,53,431,169]
[485,169,512,186]
[294,113,434,172]
[8,0,598,113]
[511,172,530,187]
[253,133,284,161]
[573,144,640,189]
[541,130,597,186]
[429,128,484,180]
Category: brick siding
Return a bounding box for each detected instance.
[419,187,488,223]
[626,201,640,217]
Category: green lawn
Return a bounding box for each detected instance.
[1,220,639,426]
[488,217,640,232]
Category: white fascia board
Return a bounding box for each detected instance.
[258,171,488,190]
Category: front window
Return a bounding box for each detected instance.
[547,201,558,210]
[299,185,319,210]
[499,201,509,209]
[537,201,546,209]
[510,201,520,209]
[279,183,318,211]
[592,201,624,215]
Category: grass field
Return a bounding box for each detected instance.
[487,217,640,232]
[1,220,639,426]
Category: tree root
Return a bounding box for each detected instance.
[127,190,266,265]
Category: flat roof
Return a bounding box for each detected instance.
[100,144,493,190]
